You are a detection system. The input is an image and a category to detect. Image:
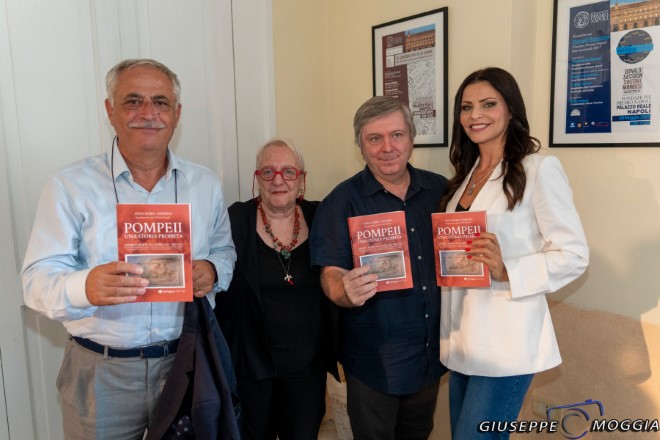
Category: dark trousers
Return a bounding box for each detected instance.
[237,367,326,440]
[346,373,440,440]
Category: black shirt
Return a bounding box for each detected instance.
[310,164,448,395]
[257,236,322,376]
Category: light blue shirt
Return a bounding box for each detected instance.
[22,144,236,347]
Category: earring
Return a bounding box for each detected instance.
[297,173,307,202]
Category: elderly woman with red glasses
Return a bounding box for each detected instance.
[215,138,337,440]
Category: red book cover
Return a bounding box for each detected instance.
[432,211,491,287]
[347,211,413,292]
[117,203,193,302]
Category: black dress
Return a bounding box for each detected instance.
[215,199,337,440]
[257,235,323,375]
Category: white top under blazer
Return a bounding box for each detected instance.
[440,153,589,376]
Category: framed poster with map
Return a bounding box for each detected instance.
[550,0,660,147]
[373,8,448,147]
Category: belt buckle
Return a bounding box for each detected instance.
[139,347,146,358]
[163,342,169,357]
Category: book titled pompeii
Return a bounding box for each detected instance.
[347,211,413,292]
[117,203,193,302]
[432,211,491,288]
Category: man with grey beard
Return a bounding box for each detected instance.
[22,59,236,439]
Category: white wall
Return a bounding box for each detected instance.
[0,0,274,437]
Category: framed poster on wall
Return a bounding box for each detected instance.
[550,0,660,147]
[373,7,448,147]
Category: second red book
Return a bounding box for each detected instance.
[348,211,413,292]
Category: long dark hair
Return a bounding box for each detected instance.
[439,67,540,211]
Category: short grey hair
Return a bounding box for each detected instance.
[353,96,416,148]
[106,58,181,105]
[255,138,305,170]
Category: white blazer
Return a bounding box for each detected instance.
[439,153,589,376]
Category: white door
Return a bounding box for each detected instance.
[0,0,274,438]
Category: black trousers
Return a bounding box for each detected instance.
[237,367,326,440]
[346,373,440,440]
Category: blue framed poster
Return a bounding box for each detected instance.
[550,0,660,147]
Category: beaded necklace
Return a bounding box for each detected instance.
[257,200,300,260]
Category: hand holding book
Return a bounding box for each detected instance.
[342,265,379,306]
[192,259,217,297]
[85,261,149,305]
[463,231,508,282]
[321,265,378,308]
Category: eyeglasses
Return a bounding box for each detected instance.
[254,166,303,181]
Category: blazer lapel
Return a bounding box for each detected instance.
[448,162,504,213]
[471,163,504,212]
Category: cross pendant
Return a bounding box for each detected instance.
[284,274,294,285]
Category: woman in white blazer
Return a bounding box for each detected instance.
[439,67,589,439]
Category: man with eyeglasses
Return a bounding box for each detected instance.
[310,96,448,439]
[21,58,236,439]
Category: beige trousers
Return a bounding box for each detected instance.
[56,337,175,440]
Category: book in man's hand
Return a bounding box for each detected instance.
[117,203,193,302]
[432,211,491,287]
[347,211,413,292]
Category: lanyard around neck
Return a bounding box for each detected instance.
[110,136,178,204]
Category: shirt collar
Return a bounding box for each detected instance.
[166,149,185,179]
[110,140,128,182]
[110,141,182,182]
[359,163,432,198]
